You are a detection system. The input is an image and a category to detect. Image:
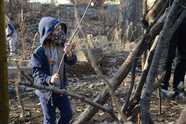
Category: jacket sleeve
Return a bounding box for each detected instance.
[6,24,15,37]
[30,52,52,86]
[64,53,77,65]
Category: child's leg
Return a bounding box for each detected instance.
[56,94,73,124]
[39,96,57,124]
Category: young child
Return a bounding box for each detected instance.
[5,15,17,56]
[30,17,77,124]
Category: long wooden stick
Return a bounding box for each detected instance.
[57,0,92,74]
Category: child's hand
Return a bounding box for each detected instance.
[50,73,60,84]
[64,43,72,57]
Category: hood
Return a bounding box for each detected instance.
[38,17,67,45]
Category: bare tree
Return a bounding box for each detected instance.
[120,0,143,42]
[0,0,9,123]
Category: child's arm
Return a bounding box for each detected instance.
[30,53,52,86]
[64,43,77,65]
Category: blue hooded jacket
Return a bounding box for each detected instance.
[30,17,77,99]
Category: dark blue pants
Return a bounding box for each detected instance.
[39,93,73,124]
[161,19,186,90]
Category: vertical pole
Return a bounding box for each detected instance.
[0,0,9,124]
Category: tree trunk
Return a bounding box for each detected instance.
[120,0,143,42]
[140,0,185,123]
[0,0,9,123]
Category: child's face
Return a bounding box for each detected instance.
[52,25,62,35]
[49,24,66,45]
